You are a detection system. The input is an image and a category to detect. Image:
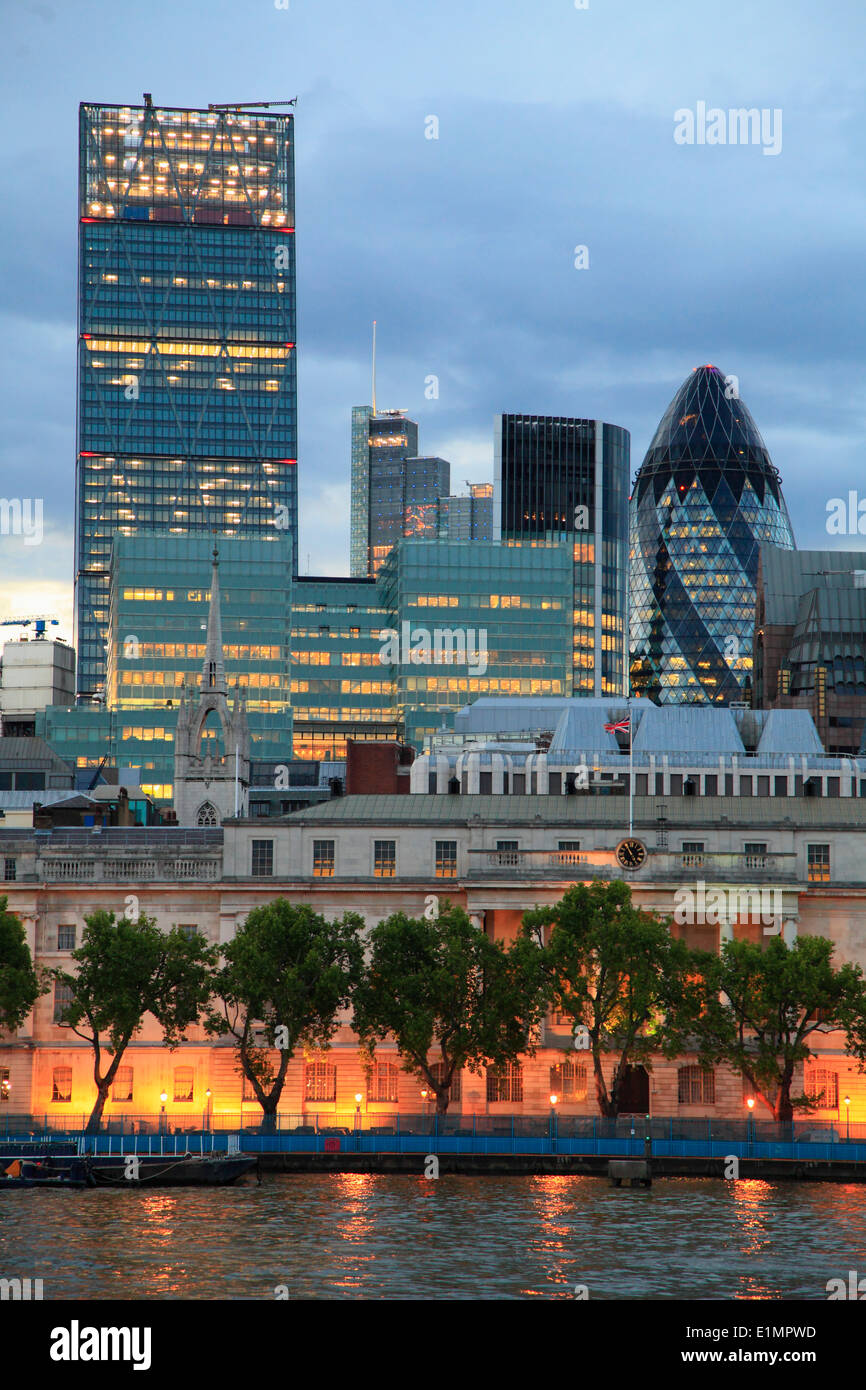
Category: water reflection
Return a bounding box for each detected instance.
[2,1176,865,1300]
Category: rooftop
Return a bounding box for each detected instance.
[453,698,832,760]
[759,546,866,627]
[230,794,866,832]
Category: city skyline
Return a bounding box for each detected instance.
[2,0,866,641]
[4,0,866,1329]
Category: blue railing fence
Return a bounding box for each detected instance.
[0,1111,863,1144]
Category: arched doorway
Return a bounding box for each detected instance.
[617,1064,649,1114]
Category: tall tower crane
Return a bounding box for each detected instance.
[208,99,297,111]
[0,617,60,640]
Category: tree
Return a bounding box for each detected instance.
[0,897,47,1033]
[352,902,549,1114]
[54,910,217,1132]
[524,880,700,1118]
[693,935,866,1122]
[205,899,363,1132]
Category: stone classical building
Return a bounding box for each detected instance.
[2,790,866,1128]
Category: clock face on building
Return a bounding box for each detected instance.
[615,838,647,870]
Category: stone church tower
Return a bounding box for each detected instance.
[173,547,250,826]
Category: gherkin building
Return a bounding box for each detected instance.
[630,365,795,704]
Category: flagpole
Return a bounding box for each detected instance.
[628,705,633,837]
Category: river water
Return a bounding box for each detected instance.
[3,1175,865,1299]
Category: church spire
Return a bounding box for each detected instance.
[202,545,227,694]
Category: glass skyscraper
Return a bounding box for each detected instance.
[76,100,298,697]
[351,409,454,577]
[379,539,573,749]
[494,415,630,696]
[630,365,795,705]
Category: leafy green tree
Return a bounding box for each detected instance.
[54,910,217,1132]
[0,897,47,1032]
[693,935,866,1122]
[524,880,701,1118]
[353,902,549,1114]
[205,899,364,1132]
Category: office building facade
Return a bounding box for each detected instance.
[40,534,292,803]
[378,539,573,749]
[630,366,795,705]
[291,577,398,760]
[76,100,298,697]
[494,415,630,697]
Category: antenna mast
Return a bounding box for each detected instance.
[371,320,377,416]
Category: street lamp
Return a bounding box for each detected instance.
[746,1096,755,1145]
[549,1092,559,1147]
[203,1087,212,1135]
[845,1095,851,1141]
[420,1087,429,1120]
[354,1092,363,1150]
[159,1089,168,1136]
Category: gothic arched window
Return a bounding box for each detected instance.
[196,801,218,827]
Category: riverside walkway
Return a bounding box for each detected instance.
[4,1113,866,1178]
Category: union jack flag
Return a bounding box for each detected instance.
[604,718,630,733]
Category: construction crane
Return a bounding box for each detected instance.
[208,99,297,111]
[0,616,59,640]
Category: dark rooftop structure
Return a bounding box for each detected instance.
[754,546,866,756]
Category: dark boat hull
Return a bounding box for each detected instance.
[82,1156,257,1187]
[0,1151,257,1188]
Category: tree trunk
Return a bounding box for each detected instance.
[86,1084,110,1135]
[85,1044,128,1134]
[774,1062,795,1122]
[592,1046,615,1117]
[435,1087,449,1115]
[247,1044,291,1133]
